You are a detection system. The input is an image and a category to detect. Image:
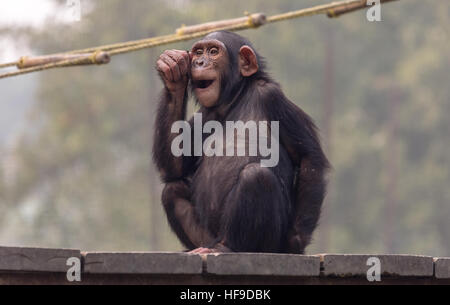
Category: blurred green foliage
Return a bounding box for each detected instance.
[0,0,449,255]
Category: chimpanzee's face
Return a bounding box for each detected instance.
[190,39,228,108]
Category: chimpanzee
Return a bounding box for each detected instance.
[153,31,330,254]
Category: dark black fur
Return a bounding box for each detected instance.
[153,31,330,253]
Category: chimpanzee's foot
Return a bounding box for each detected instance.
[189,247,216,254]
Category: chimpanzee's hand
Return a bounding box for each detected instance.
[156,49,191,96]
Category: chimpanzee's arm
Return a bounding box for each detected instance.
[259,81,330,254]
[153,50,194,182]
[153,88,190,181]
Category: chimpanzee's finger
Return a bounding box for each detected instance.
[156,59,172,83]
[181,51,190,73]
[160,53,178,82]
[166,50,187,78]
[186,51,193,78]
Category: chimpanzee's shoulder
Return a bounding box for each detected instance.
[255,78,284,99]
[254,78,292,108]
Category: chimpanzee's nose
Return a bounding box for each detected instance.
[195,58,204,67]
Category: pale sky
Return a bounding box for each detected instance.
[0,0,77,62]
[0,1,79,144]
[0,0,61,27]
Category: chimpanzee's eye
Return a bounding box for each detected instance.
[210,47,219,55]
[195,49,203,56]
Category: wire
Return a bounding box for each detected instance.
[0,0,399,80]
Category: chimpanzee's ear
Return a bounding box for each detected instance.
[238,46,259,77]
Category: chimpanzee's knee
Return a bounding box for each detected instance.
[239,163,278,193]
[221,163,290,253]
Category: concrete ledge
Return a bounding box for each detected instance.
[321,254,434,277]
[206,253,320,276]
[0,246,80,273]
[1,246,449,284]
[434,258,450,279]
[83,252,203,275]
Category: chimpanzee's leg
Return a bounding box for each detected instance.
[162,181,215,250]
[219,163,291,253]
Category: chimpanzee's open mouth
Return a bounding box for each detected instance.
[194,79,215,89]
